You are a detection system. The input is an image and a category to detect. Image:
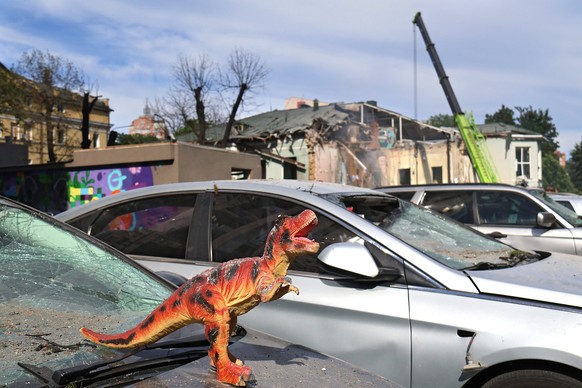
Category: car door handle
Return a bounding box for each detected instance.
[487,231,507,239]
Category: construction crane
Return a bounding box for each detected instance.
[413,12,499,183]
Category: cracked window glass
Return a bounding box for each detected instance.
[340,195,513,269]
[0,202,173,385]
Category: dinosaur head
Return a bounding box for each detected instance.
[264,209,319,272]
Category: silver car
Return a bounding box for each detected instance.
[0,194,393,387]
[378,183,582,256]
[56,180,582,387]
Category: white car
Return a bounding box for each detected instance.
[549,192,582,216]
[56,180,582,387]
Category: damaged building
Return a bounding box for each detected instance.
[205,101,476,188]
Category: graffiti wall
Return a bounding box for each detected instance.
[0,165,155,214]
[68,166,154,208]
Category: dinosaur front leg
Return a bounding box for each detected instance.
[258,275,299,303]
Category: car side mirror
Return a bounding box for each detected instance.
[537,212,556,228]
[318,242,379,278]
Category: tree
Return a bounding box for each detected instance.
[484,104,515,125]
[12,50,85,162]
[426,113,455,127]
[0,64,28,127]
[568,141,582,191]
[219,48,269,148]
[542,153,575,193]
[218,49,269,148]
[172,54,216,144]
[162,49,269,146]
[80,90,99,149]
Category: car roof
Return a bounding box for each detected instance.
[376,183,530,192]
[56,180,391,219]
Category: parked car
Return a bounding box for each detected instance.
[377,183,582,256]
[0,195,394,387]
[55,179,582,387]
[548,192,582,216]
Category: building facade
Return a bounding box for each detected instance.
[0,63,112,165]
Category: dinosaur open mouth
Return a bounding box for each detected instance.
[294,212,318,238]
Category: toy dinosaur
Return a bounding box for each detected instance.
[80,209,319,386]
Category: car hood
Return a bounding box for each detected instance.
[466,253,582,309]
[142,327,401,387]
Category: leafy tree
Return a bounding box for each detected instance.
[567,141,582,191]
[12,50,85,162]
[484,104,515,125]
[542,154,575,193]
[0,64,28,121]
[426,113,455,127]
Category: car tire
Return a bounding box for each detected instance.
[482,369,582,388]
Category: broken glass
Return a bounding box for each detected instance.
[340,195,524,269]
[0,202,173,385]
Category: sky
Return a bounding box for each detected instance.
[1,0,581,158]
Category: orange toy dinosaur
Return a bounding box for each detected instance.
[80,209,319,386]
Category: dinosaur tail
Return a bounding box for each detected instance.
[80,293,195,349]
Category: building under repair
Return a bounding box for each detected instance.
[207,101,475,188]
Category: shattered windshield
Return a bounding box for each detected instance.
[0,201,172,385]
[341,195,517,269]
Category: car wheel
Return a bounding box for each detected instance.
[482,369,582,388]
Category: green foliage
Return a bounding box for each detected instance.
[426,113,456,127]
[484,104,515,125]
[567,142,582,191]
[0,66,29,121]
[116,133,161,145]
[542,154,575,193]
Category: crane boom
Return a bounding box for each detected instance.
[413,12,499,183]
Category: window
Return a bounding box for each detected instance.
[431,166,443,184]
[56,128,66,144]
[212,193,359,274]
[399,168,411,185]
[476,191,540,226]
[87,195,197,259]
[283,158,297,179]
[516,147,531,179]
[422,190,475,224]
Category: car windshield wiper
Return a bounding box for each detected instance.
[17,326,246,387]
[462,251,541,271]
[461,261,515,271]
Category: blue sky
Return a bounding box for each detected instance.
[1,0,581,157]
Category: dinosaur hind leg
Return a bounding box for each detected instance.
[205,311,253,385]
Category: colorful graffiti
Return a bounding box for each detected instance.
[68,166,154,207]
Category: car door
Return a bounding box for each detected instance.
[473,190,576,254]
[419,190,577,254]
[209,191,413,386]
